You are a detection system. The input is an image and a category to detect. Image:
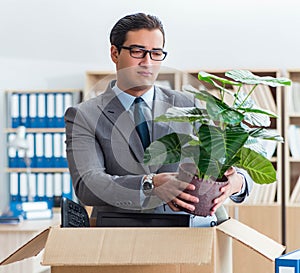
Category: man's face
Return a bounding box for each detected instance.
[111,28,164,96]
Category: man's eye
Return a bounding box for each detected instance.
[131,48,144,54]
[152,51,163,56]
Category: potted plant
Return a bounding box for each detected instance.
[144,70,291,216]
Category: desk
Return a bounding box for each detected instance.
[0,213,60,273]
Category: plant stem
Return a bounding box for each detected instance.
[232,85,242,106]
[220,83,225,102]
[238,84,258,108]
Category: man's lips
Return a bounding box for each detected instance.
[137,71,153,77]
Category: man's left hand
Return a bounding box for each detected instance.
[210,167,244,215]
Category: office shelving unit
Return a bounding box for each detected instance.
[5,89,82,216]
[284,69,300,252]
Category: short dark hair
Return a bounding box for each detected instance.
[110,13,165,51]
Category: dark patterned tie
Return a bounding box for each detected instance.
[133,97,150,150]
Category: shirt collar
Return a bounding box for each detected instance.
[112,83,154,111]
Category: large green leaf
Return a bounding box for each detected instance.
[239,107,278,118]
[144,133,194,165]
[243,139,267,157]
[235,147,277,184]
[195,147,239,179]
[198,71,242,89]
[206,98,244,125]
[185,88,220,102]
[186,89,244,125]
[243,112,271,127]
[248,128,283,142]
[225,70,291,87]
[155,107,210,124]
[242,128,282,157]
[198,125,249,163]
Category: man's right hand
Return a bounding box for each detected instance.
[152,173,199,212]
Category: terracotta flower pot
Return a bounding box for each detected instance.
[177,162,228,217]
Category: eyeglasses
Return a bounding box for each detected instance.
[119,46,167,61]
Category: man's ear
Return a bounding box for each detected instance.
[110,45,119,64]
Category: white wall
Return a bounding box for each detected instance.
[1,0,300,90]
[0,0,300,211]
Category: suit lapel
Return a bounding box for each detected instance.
[96,84,176,173]
[97,85,148,171]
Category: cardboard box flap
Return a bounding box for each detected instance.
[0,228,50,265]
[42,227,214,266]
[217,218,285,261]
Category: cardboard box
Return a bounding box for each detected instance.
[0,218,285,273]
[226,204,282,273]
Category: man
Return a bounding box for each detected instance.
[65,13,252,226]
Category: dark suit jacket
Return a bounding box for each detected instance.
[65,81,252,216]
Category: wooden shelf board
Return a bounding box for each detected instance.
[5,128,66,133]
[6,168,69,173]
[5,89,81,94]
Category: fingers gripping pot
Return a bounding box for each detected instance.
[177,162,228,217]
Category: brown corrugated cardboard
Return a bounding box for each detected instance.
[1,228,50,266]
[0,218,285,273]
[217,218,284,260]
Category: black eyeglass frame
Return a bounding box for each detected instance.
[118,45,168,61]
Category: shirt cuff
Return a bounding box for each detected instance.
[231,172,246,197]
[140,176,147,205]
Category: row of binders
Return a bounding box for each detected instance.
[243,182,277,205]
[9,172,73,212]
[9,91,76,128]
[288,125,300,158]
[8,132,67,168]
[287,82,300,114]
[290,176,300,204]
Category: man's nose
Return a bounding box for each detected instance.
[140,52,152,64]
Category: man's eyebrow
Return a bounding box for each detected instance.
[129,44,145,48]
[129,44,163,50]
